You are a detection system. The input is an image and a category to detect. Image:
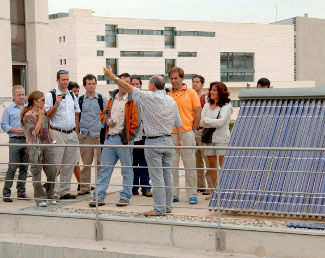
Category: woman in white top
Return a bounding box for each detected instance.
[199,81,233,187]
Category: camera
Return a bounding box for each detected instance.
[61,94,66,100]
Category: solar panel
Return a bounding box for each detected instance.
[209,88,325,217]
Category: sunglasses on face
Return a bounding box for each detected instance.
[37,99,45,102]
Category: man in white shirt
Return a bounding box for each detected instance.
[45,70,80,199]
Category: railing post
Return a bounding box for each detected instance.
[94,146,103,241]
[216,153,226,250]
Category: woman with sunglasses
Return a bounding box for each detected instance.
[21,91,57,207]
[199,82,233,190]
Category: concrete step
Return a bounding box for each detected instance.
[0,234,247,258]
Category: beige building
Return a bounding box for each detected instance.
[0,0,50,96]
[48,9,315,101]
[275,15,325,87]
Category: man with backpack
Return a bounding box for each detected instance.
[45,70,80,199]
[78,74,108,195]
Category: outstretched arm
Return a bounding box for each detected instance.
[103,66,134,94]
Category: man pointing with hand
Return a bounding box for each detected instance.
[103,66,183,217]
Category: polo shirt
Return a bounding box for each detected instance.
[168,85,201,133]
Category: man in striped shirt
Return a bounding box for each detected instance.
[103,66,183,216]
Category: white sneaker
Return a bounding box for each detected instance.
[50,200,57,205]
[38,201,47,207]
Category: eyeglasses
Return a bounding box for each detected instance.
[58,70,69,75]
[37,99,45,102]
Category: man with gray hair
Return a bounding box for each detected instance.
[1,85,29,202]
[103,66,183,217]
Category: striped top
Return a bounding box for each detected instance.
[132,88,182,137]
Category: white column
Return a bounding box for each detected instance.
[0,0,13,97]
[25,0,50,93]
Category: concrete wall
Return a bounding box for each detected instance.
[0,0,13,97]
[295,17,325,87]
[1,212,325,258]
[25,0,50,93]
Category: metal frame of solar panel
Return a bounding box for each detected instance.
[209,88,325,218]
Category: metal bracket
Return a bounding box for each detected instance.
[216,231,226,250]
[96,222,103,241]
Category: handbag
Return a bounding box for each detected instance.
[201,108,222,144]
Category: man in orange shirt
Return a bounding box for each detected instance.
[168,67,201,204]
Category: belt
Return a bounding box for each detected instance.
[147,135,171,139]
[10,136,26,140]
[51,127,75,134]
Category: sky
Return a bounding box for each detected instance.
[48,0,325,24]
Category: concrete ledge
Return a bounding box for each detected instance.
[0,235,232,258]
[0,212,324,257]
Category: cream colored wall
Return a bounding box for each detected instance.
[25,0,50,94]
[0,0,13,97]
[48,11,295,98]
[296,17,325,87]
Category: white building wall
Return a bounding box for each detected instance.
[49,9,296,97]
[0,0,14,97]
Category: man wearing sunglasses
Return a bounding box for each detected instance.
[45,70,81,199]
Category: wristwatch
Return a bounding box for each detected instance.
[114,77,119,83]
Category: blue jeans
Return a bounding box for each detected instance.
[133,139,151,194]
[94,135,133,201]
[144,136,174,216]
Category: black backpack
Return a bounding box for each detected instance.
[50,89,75,105]
[78,94,106,144]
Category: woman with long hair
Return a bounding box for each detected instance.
[199,82,233,189]
[21,91,57,207]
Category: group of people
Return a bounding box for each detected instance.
[1,65,270,216]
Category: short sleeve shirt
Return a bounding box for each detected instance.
[168,85,201,133]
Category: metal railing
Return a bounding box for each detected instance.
[1,143,325,247]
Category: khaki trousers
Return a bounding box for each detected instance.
[172,130,197,199]
[196,143,213,189]
[52,130,78,196]
[79,134,101,191]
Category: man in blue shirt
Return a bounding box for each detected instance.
[78,74,108,195]
[1,85,29,202]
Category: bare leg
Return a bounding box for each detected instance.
[207,155,224,187]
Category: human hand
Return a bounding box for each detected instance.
[15,128,25,135]
[176,141,182,154]
[55,94,63,107]
[107,118,116,127]
[103,66,113,79]
[217,115,222,119]
[39,107,46,117]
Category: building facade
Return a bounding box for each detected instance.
[275,15,325,87]
[48,9,305,97]
[0,0,50,96]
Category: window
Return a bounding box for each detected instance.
[176,31,215,37]
[97,50,104,56]
[120,51,162,57]
[164,27,175,49]
[96,35,105,41]
[63,59,66,65]
[117,29,163,35]
[105,25,117,47]
[60,59,62,65]
[220,52,254,82]
[231,100,241,108]
[63,36,65,42]
[165,59,175,75]
[97,75,106,81]
[178,52,197,57]
[59,37,61,43]
[106,59,118,84]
